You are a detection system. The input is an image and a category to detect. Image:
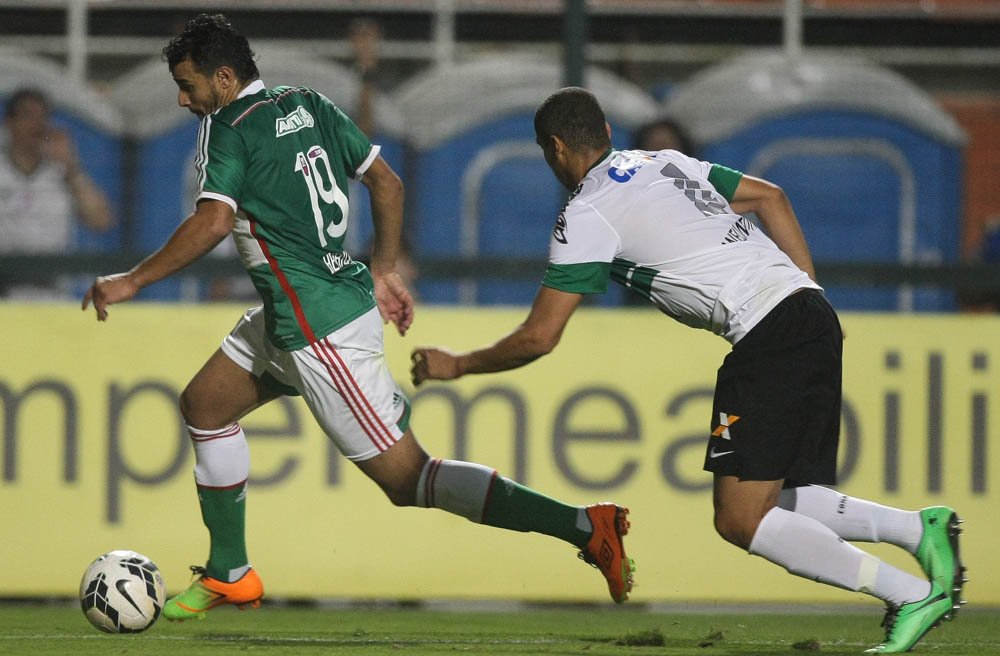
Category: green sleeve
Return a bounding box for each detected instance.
[708,163,743,202]
[542,262,610,294]
[202,120,248,199]
[316,93,374,176]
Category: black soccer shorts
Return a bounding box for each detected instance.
[703,289,843,487]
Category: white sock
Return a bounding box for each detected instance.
[749,507,930,605]
[188,423,249,487]
[415,458,495,522]
[778,485,923,553]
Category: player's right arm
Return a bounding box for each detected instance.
[363,155,413,336]
[82,199,234,321]
[729,174,816,282]
[410,285,582,385]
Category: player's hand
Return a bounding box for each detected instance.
[373,271,414,336]
[82,272,139,321]
[410,347,461,386]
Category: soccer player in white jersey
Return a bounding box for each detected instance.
[83,16,635,618]
[410,87,965,653]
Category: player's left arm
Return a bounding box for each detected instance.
[82,199,234,320]
[729,174,816,281]
[410,285,583,385]
[362,154,414,336]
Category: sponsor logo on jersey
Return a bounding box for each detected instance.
[711,412,740,440]
[608,152,647,183]
[552,213,568,244]
[322,250,354,275]
[723,215,756,244]
[608,160,645,183]
[275,106,315,137]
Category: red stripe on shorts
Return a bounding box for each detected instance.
[315,336,394,452]
[248,217,394,453]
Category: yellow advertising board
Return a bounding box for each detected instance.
[0,304,996,606]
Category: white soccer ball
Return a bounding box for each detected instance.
[79,550,166,633]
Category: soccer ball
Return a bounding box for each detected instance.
[79,550,166,633]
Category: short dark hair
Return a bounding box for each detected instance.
[5,87,48,119]
[162,13,259,82]
[534,87,610,151]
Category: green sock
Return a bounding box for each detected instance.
[481,476,591,548]
[197,483,249,581]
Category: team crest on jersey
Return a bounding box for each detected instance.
[552,213,568,244]
[275,106,315,137]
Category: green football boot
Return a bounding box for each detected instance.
[914,506,966,617]
[865,583,952,653]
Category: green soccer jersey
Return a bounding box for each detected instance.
[195,81,379,350]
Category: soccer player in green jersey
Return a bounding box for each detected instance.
[83,15,634,617]
[411,87,965,653]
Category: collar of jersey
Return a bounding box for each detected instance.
[237,79,266,100]
[586,147,615,174]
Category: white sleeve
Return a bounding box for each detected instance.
[548,202,620,266]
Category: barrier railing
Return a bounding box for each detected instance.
[3,254,1000,295]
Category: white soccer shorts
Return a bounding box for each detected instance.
[221,305,409,462]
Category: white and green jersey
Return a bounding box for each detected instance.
[542,148,820,344]
[195,80,379,350]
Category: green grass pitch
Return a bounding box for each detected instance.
[1,601,998,655]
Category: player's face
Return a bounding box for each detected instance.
[171,58,224,118]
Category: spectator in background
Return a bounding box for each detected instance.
[632,116,696,156]
[0,87,114,298]
[348,17,382,138]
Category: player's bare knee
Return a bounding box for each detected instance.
[178,385,199,424]
[381,481,417,507]
[179,384,220,428]
[713,512,755,550]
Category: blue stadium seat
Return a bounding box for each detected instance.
[665,53,965,311]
